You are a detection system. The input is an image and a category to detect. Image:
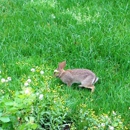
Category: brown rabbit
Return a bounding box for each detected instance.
[54,61,98,92]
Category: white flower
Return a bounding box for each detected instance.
[24,82,29,86]
[0,71,1,74]
[109,126,114,130]
[1,78,6,83]
[39,94,43,100]
[101,123,105,127]
[7,77,12,81]
[31,68,35,72]
[25,89,29,94]
[36,92,39,96]
[24,87,32,95]
[40,71,44,75]
[27,78,31,83]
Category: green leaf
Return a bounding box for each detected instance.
[113,122,118,127]
[25,117,29,122]
[29,116,35,122]
[0,117,10,123]
[0,127,3,130]
[31,123,37,129]
[5,102,14,106]
[0,112,2,117]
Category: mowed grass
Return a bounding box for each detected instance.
[0,0,130,128]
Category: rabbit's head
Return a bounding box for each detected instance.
[54,61,66,77]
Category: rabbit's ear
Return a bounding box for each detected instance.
[58,61,66,69]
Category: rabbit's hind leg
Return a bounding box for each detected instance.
[79,84,95,92]
[80,76,95,92]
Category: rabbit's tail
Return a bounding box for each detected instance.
[92,77,99,84]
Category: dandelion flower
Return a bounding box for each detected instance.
[40,70,44,75]
[1,78,6,83]
[31,68,35,72]
[39,94,43,100]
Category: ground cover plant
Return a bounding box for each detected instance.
[0,0,130,129]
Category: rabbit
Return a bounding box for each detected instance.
[54,61,98,92]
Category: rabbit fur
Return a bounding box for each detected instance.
[54,61,98,92]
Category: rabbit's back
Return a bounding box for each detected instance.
[67,69,95,76]
[66,69,96,82]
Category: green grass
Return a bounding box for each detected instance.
[0,0,130,129]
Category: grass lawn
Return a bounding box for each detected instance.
[0,0,130,129]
